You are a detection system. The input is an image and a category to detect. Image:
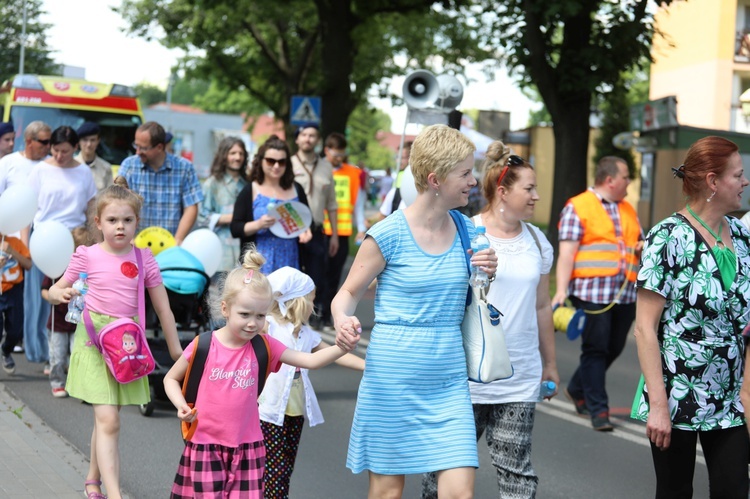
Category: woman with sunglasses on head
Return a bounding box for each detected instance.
[198,137,249,275]
[635,136,750,498]
[231,135,312,274]
[421,142,558,499]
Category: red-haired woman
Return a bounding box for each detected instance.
[634,136,750,498]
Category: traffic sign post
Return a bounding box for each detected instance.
[291,95,322,126]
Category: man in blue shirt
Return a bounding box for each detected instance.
[119,122,203,244]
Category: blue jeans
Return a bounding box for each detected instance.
[22,263,50,363]
[566,297,634,416]
[0,282,24,357]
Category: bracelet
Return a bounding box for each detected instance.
[488,273,496,282]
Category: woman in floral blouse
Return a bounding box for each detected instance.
[634,136,750,498]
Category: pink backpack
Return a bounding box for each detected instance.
[82,248,155,384]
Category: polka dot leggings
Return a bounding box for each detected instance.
[261,416,304,499]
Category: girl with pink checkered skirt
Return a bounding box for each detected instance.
[164,247,358,498]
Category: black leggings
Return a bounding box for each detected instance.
[650,425,749,499]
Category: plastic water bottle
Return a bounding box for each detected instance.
[538,380,556,401]
[469,226,490,288]
[65,273,89,324]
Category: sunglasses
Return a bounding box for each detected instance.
[496,154,525,188]
[34,138,51,146]
[263,157,287,167]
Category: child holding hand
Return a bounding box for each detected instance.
[164,248,359,498]
[260,266,365,498]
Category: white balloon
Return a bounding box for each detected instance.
[0,184,38,234]
[399,165,418,207]
[181,229,222,278]
[29,221,74,278]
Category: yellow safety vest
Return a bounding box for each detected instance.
[567,190,640,282]
[324,163,361,237]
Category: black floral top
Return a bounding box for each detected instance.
[633,214,750,430]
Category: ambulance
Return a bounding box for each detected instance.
[0,74,145,169]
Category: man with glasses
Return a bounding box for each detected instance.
[75,122,112,192]
[551,156,642,432]
[291,123,338,329]
[0,121,51,199]
[119,121,203,245]
[319,132,366,330]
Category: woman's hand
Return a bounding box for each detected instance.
[335,315,362,352]
[256,214,276,230]
[645,404,672,450]
[299,228,313,244]
[541,366,560,399]
[469,247,498,278]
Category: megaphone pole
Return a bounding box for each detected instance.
[396,108,411,171]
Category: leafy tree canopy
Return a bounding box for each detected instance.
[470,0,672,244]
[0,0,57,79]
[117,0,491,142]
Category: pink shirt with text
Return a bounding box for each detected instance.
[184,334,286,447]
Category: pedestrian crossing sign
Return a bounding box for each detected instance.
[290,95,321,126]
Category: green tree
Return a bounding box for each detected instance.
[117,0,488,145]
[133,82,165,108]
[593,78,636,176]
[478,0,672,247]
[345,103,394,171]
[0,0,57,79]
[193,81,268,116]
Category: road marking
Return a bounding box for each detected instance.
[538,398,707,466]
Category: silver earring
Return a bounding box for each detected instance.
[707,190,716,203]
[499,206,504,213]
[435,190,439,197]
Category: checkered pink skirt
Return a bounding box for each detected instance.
[171,440,265,498]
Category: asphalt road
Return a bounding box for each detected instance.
[3,293,715,498]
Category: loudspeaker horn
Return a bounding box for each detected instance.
[403,70,440,110]
[435,74,464,111]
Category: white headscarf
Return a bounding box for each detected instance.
[267,266,315,316]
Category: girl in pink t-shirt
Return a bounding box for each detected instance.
[48,178,182,499]
[164,247,358,498]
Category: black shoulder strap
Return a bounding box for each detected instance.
[390,188,402,215]
[294,181,309,207]
[251,334,270,396]
[184,331,212,405]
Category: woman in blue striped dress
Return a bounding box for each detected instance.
[332,125,498,498]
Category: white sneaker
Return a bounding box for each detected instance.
[51,387,68,398]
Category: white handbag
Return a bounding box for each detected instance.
[450,211,513,383]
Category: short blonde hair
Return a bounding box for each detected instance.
[410,125,475,193]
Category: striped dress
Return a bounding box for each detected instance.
[347,210,479,475]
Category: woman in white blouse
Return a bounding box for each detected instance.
[422,141,559,499]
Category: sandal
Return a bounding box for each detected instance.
[84,479,107,499]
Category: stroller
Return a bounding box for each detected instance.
[140,246,211,416]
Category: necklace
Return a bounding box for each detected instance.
[686,204,724,247]
[686,204,736,292]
